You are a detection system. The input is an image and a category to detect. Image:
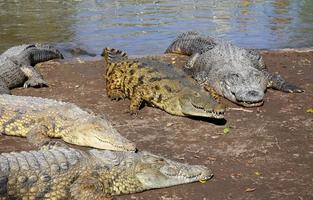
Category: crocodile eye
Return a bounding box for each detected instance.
[230,73,240,80]
[143,155,165,164]
[194,92,201,97]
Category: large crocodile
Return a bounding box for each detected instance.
[0,94,136,152]
[0,145,212,199]
[165,32,304,107]
[102,48,225,119]
[0,44,64,94]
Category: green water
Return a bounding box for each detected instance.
[0,0,312,57]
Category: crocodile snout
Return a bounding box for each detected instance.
[247,90,261,98]
[234,89,264,107]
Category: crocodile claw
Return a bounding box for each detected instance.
[283,84,304,93]
[23,79,48,88]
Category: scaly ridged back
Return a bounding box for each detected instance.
[0,147,85,176]
[18,47,64,66]
[0,147,87,199]
[165,32,216,55]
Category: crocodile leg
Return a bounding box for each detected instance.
[185,53,200,69]
[70,172,114,200]
[26,124,51,147]
[106,88,126,100]
[20,66,48,88]
[104,74,126,100]
[267,73,304,93]
[203,84,221,102]
[0,79,11,94]
[129,89,144,114]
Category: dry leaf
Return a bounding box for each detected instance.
[223,127,231,134]
[306,108,313,113]
[245,188,256,192]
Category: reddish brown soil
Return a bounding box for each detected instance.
[1,51,312,200]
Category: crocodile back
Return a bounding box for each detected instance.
[0,56,26,89]
[1,44,35,57]
[165,32,216,55]
[0,147,86,198]
[0,94,70,111]
[18,47,64,66]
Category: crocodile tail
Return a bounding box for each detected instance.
[165,31,215,55]
[101,47,128,65]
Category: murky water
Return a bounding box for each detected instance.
[0,0,312,57]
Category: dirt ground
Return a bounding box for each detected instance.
[1,50,312,200]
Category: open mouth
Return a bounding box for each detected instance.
[95,135,137,151]
[237,100,264,107]
[210,110,225,119]
[191,104,225,119]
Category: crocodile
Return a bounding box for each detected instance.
[0,94,136,152]
[165,32,304,107]
[0,44,64,94]
[0,145,212,199]
[102,48,225,119]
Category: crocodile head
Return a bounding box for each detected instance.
[178,90,225,119]
[62,117,136,152]
[204,47,268,107]
[216,68,267,107]
[89,150,213,195]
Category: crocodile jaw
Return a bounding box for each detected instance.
[62,128,136,152]
[135,152,213,189]
[180,99,224,119]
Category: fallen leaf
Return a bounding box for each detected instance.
[223,127,231,134]
[199,179,208,184]
[255,171,262,176]
[245,188,256,192]
[306,108,313,113]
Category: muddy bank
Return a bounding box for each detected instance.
[1,50,312,200]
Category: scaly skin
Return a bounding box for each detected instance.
[0,94,136,152]
[0,44,64,94]
[165,32,304,107]
[0,146,213,199]
[102,48,225,119]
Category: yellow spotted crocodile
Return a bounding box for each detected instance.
[0,94,136,152]
[102,48,225,119]
[0,145,212,199]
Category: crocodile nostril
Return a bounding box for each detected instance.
[247,90,260,97]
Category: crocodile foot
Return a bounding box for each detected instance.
[281,83,304,93]
[23,78,48,88]
[40,140,69,150]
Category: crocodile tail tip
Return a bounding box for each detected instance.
[101,47,128,65]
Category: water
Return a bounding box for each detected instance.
[0,0,313,57]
